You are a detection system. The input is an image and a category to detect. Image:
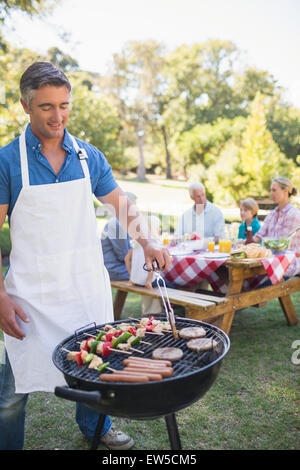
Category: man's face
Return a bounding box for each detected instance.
[191,188,206,206]
[21,85,70,141]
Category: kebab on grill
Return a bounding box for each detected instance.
[135,316,172,334]
[81,331,144,354]
[64,331,136,369]
[65,348,110,372]
[101,323,149,340]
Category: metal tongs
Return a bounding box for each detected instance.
[143,260,179,340]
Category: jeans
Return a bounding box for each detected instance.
[0,351,111,450]
[152,277,176,289]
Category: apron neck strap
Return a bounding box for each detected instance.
[69,135,90,180]
[19,131,30,188]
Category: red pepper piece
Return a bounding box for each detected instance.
[83,338,94,351]
[76,351,83,366]
[129,327,136,336]
[146,324,155,331]
[105,333,114,342]
[102,342,112,357]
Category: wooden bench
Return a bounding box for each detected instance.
[111,280,234,334]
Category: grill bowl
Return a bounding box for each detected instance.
[53,317,230,419]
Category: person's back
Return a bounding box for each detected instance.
[101,192,137,281]
[101,217,131,280]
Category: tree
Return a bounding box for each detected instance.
[106,40,166,181]
[206,93,298,204]
[239,93,293,195]
[267,103,300,163]
[0,0,59,17]
[234,67,279,104]
[67,78,124,168]
[47,46,79,72]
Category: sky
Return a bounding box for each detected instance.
[4,0,300,108]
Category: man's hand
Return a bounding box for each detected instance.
[0,291,29,340]
[143,240,172,272]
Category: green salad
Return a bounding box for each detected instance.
[263,237,289,252]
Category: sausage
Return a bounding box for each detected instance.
[124,366,173,378]
[99,373,149,383]
[123,356,172,367]
[123,359,172,369]
[116,369,163,381]
[123,360,173,371]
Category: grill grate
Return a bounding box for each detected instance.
[53,316,229,385]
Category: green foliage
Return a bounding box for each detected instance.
[238,93,295,197]
[206,93,299,204]
[0,220,11,257]
[0,32,300,200]
[67,79,125,167]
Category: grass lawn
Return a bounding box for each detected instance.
[1,289,298,450]
[0,177,298,450]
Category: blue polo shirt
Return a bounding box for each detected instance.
[0,124,118,222]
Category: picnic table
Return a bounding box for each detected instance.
[164,249,299,333]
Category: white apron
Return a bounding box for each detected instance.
[4,132,114,393]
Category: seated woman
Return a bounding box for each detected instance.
[254,177,300,277]
[238,198,261,239]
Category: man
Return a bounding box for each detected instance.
[175,182,225,241]
[101,192,137,281]
[0,62,171,451]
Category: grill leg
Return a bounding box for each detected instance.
[165,413,182,450]
[90,414,107,450]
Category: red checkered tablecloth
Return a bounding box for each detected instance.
[164,251,297,294]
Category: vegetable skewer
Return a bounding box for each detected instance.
[81,334,132,355]
[61,347,111,372]
[82,330,145,354]
[97,325,152,345]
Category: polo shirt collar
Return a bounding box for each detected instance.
[25,123,73,153]
[192,200,209,214]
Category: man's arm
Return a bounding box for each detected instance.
[0,204,29,340]
[98,187,172,271]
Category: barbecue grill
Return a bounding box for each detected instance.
[53,316,230,450]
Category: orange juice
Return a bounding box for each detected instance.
[163,238,170,245]
[208,241,215,252]
[219,240,231,253]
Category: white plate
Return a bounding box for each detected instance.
[183,240,204,250]
[202,252,230,259]
[169,249,195,257]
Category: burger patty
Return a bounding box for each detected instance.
[186,337,218,353]
[179,326,206,340]
[152,347,184,362]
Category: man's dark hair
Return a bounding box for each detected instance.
[20,61,71,106]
